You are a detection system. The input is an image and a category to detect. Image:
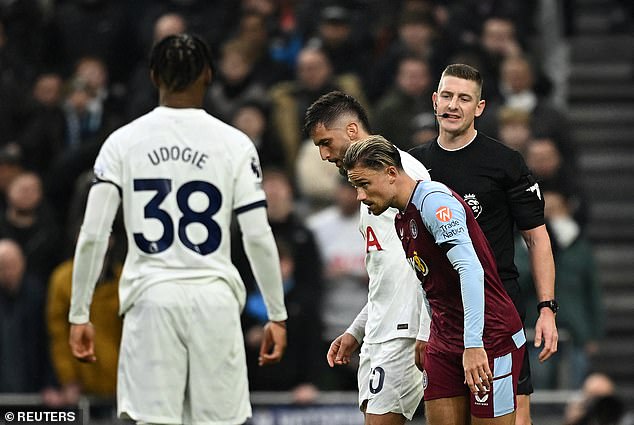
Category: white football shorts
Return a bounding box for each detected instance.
[117,280,251,424]
[357,337,424,420]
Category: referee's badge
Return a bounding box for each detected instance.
[463,193,482,219]
[409,219,418,238]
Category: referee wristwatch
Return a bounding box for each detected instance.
[537,299,559,314]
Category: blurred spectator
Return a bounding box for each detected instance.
[410,110,438,147]
[525,137,588,227]
[294,138,341,210]
[50,0,134,84]
[205,38,268,123]
[62,78,100,150]
[132,0,239,57]
[0,18,31,147]
[126,12,188,120]
[0,172,62,282]
[269,46,369,174]
[479,55,571,153]
[18,73,66,176]
[374,55,434,150]
[304,6,372,82]
[366,10,447,102]
[73,56,126,126]
[46,238,122,407]
[243,0,304,70]
[573,395,631,425]
[232,168,323,395]
[243,238,323,402]
[517,188,604,389]
[0,239,51,393]
[231,100,287,171]
[45,59,125,228]
[0,0,49,77]
[565,373,634,425]
[496,106,532,155]
[231,10,292,86]
[306,178,367,390]
[0,145,24,211]
[470,16,524,101]
[443,2,536,48]
[62,56,124,151]
[232,168,323,342]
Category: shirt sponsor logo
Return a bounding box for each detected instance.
[463,193,482,219]
[435,206,452,222]
[407,251,429,276]
[439,219,465,239]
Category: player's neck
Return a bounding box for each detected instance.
[438,128,478,150]
[394,175,418,212]
[159,92,205,109]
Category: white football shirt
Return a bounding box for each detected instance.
[360,149,431,343]
[93,106,266,315]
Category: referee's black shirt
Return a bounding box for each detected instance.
[409,132,545,310]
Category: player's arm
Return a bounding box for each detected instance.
[420,189,491,393]
[520,225,557,361]
[69,181,121,362]
[237,206,288,365]
[507,158,558,361]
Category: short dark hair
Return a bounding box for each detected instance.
[149,33,213,92]
[303,91,371,137]
[342,135,402,171]
[440,63,483,98]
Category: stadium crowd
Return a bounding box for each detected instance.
[0,0,610,420]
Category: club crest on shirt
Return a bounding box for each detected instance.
[463,193,482,219]
[409,219,418,238]
[250,156,262,179]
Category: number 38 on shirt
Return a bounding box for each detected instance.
[133,178,222,256]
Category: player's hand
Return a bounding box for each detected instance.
[415,339,428,372]
[259,320,287,366]
[463,347,492,395]
[69,323,97,363]
[326,332,359,367]
[534,308,558,362]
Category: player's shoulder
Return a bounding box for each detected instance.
[412,180,452,207]
[101,108,162,147]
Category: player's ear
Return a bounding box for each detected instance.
[475,99,486,117]
[204,66,213,86]
[386,166,398,180]
[346,122,358,139]
[150,70,160,89]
